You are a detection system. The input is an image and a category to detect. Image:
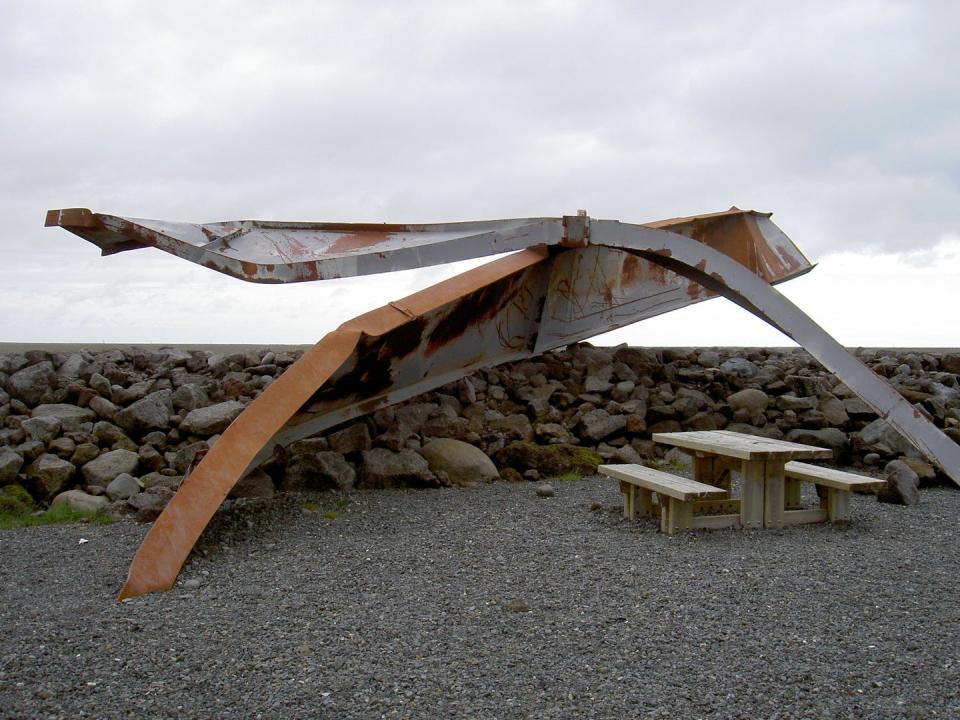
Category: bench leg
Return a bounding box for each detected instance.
[821,487,850,521]
[785,478,803,510]
[661,498,694,534]
[764,460,785,529]
[740,459,765,529]
[620,480,635,519]
[620,481,652,520]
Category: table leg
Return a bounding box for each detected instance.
[740,459,765,529]
[764,461,785,529]
[785,478,803,510]
[694,454,731,496]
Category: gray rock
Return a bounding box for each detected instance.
[698,350,721,368]
[720,357,760,379]
[577,409,627,442]
[328,423,372,455]
[776,394,818,412]
[50,489,108,514]
[87,395,119,421]
[359,448,437,488]
[856,419,916,457]
[21,416,61,444]
[55,353,87,380]
[818,393,850,426]
[31,404,96,432]
[728,388,769,415]
[179,401,245,435]
[114,390,172,436]
[784,428,849,462]
[82,448,139,486]
[88,373,112,397]
[487,413,535,442]
[584,375,613,394]
[535,483,555,498]
[171,441,209,474]
[25,453,75,500]
[877,459,920,505]
[672,387,713,419]
[105,472,143,501]
[7,361,55,406]
[70,442,101,467]
[421,438,499,486]
[0,449,24,484]
[171,384,209,412]
[229,468,275,498]
[282,451,355,492]
[128,485,175,522]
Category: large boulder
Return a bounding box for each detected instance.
[0,449,24,484]
[51,489,109,514]
[82,448,139,486]
[114,390,172,436]
[128,485,175,522]
[877,459,920,505]
[576,409,627,442]
[784,428,849,464]
[727,388,769,416]
[179,401,245,435]
[31,404,96,432]
[229,468,275,499]
[105,472,143,501]
[7,361,55,406]
[855,419,916,458]
[421,438,499,486]
[359,448,437,489]
[25,454,76,500]
[20,416,61,444]
[327,423,372,455]
[282,451,356,492]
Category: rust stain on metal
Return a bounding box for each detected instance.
[328,230,394,254]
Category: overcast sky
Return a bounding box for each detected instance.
[2,0,958,348]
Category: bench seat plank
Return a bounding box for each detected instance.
[599,464,726,501]
[784,462,885,492]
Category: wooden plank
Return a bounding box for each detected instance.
[783,508,828,525]
[620,480,635,519]
[662,498,694,534]
[741,459,764,529]
[785,478,803,510]
[784,461,885,492]
[598,464,726,501]
[763,460,785,529]
[693,499,740,514]
[653,430,833,461]
[823,487,850,521]
[692,513,741,530]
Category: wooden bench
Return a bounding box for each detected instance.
[598,464,728,534]
[782,461,886,523]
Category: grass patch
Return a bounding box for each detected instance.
[0,502,113,530]
[550,470,584,482]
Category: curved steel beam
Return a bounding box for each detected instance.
[593,220,960,487]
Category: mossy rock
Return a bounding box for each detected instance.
[492,441,602,479]
[0,484,35,514]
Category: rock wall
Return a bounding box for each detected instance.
[2,344,958,518]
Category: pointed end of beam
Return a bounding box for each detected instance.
[45,208,102,229]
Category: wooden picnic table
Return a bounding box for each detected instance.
[652,430,833,529]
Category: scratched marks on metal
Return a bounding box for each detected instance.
[535,246,716,352]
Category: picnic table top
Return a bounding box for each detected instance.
[652,429,834,462]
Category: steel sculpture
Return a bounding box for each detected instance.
[46,207,960,599]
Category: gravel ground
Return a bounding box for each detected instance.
[1,479,958,720]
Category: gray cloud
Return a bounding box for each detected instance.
[1,0,958,343]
